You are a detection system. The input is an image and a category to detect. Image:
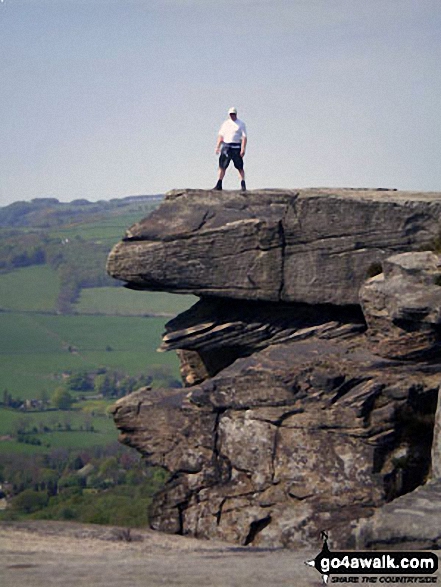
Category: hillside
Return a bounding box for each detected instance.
[0,191,194,411]
[0,195,166,313]
[0,194,195,525]
[0,195,164,228]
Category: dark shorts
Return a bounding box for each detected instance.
[219,144,243,170]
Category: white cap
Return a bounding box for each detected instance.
[228,107,237,114]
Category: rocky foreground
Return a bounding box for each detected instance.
[107,188,441,549]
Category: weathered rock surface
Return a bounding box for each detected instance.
[351,376,441,549]
[107,188,441,549]
[361,251,441,360]
[107,188,441,305]
[112,334,439,548]
[353,481,441,549]
[160,296,365,384]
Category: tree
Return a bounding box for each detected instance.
[13,417,30,436]
[98,457,124,486]
[11,489,48,514]
[51,387,74,410]
[66,372,92,392]
[63,414,72,431]
[2,389,11,407]
[94,374,116,397]
[39,389,49,408]
[35,468,58,496]
[149,365,181,389]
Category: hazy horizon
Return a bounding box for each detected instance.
[1,0,440,206]
[0,192,165,207]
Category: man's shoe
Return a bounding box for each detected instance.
[214,180,222,190]
[241,180,246,191]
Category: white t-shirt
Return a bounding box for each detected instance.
[218,118,247,144]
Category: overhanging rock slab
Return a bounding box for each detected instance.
[107,188,441,306]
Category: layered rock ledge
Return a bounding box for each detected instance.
[107,188,441,305]
[107,188,441,549]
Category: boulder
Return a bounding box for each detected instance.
[360,251,441,360]
[353,481,441,550]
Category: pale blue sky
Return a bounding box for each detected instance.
[1,0,440,205]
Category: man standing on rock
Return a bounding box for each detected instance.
[214,107,247,191]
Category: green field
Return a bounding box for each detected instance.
[0,266,60,312]
[76,287,195,316]
[0,404,117,454]
[0,198,193,457]
[0,265,193,401]
[0,265,195,317]
[48,211,155,245]
[0,312,179,399]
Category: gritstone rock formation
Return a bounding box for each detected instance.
[107,188,441,305]
[107,188,441,549]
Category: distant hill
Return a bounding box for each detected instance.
[0,194,164,228]
[0,194,165,313]
[0,193,194,465]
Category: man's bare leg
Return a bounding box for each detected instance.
[239,169,246,191]
[214,168,226,190]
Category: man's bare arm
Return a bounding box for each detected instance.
[215,135,223,154]
[240,136,247,158]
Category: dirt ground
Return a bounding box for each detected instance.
[1,521,440,587]
[0,521,319,587]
